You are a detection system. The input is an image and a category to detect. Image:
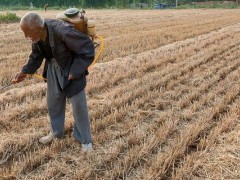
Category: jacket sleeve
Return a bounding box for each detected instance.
[61,26,95,78]
[21,43,44,74]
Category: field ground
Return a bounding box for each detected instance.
[0,9,240,179]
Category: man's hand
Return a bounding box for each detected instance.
[12,72,27,83]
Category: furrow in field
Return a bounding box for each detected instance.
[172,100,240,179]
[142,69,240,179]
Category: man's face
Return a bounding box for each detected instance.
[21,24,42,43]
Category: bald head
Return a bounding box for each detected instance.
[20,12,46,43]
[20,12,44,30]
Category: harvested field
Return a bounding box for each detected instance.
[0,9,240,179]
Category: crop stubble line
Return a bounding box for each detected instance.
[94,31,239,101]
[0,64,197,178]
[159,84,240,179]
[91,40,240,145]
[69,43,240,178]
[95,50,239,179]
[83,39,240,177]
[1,28,240,178]
[172,99,240,179]
[84,69,240,179]
[101,19,240,62]
[88,28,240,98]
[0,111,76,176]
[112,69,240,179]
[0,100,48,133]
[1,35,234,179]
[0,83,46,110]
[142,68,240,179]
[90,38,240,133]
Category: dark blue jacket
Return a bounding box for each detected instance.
[21,19,95,97]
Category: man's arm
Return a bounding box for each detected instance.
[22,42,45,74]
[13,43,44,83]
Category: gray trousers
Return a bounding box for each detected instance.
[47,59,92,144]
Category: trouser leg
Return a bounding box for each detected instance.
[47,91,66,138]
[47,59,66,138]
[69,89,92,144]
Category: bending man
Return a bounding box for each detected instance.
[14,12,94,151]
